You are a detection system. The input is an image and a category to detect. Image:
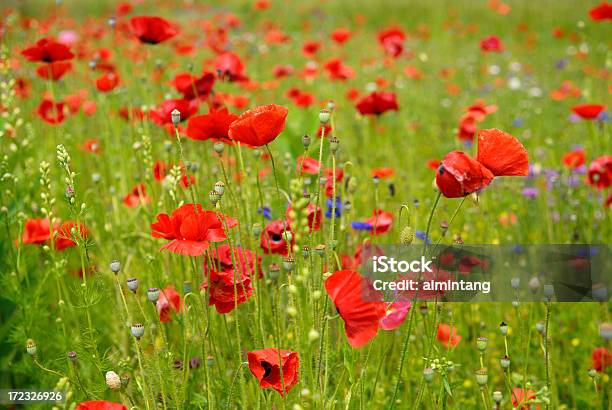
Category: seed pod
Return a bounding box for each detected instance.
[26,339,37,356]
[592,283,608,302]
[423,367,434,383]
[476,337,488,352]
[500,355,511,369]
[419,304,428,315]
[147,287,160,303]
[283,256,295,272]
[282,230,293,243]
[588,368,597,378]
[209,190,220,205]
[474,368,488,386]
[528,276,541,293]
[511,277,520,289]
[171,109,181,126]
[302,245,311,258]
[213,142,225,154]
[68,351,77,361]
[329,137,339,154]
[121,373,130,388]
[302,134,311,150]
[543,284,554,300]
[252,223,262,237]
[535,321,545,334]
[183,281,192,294]
[127,277,138,293]
[308,328,319,342]
[600,322,612,341]
[315,244,326,256]
[400,226,414,245]
[492,391,503,404]
[499,322,508,336]
[131,323,145,339]
[106,371,121,390]
[214,181,225,196]
[268,263,280,280]
[319,109,331,124]
[109,260,121,274]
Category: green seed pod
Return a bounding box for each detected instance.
[213,142,225,154]
[26,339,37,356]
[319,109,331,124]
[147,287,160,303]
[499,321,508,336]
[329,136,339,154]
[492,391,503,404]
[268,263,281,280]
[109,260,121,274]
[171,109,181,126]
[252,223,263,237]
[475,368,488,386]
[302,134,311,150]
[400,226,414,245]
[423,367,434,383]
[214,181,225,196]
[476,337,488,352]
[315,244,326,256]
[302,245,310,258]
[283,256,295,272]
[209,190,220,205]
[500,355,511,369]
[588,368,597,378]
[282,230,293,243]
[131,323,145,339]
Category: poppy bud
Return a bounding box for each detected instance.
[131,323,145,339]
[329,137,339,154]
[327,101,335,111]
[439,220,448,233]
[252,223,262,237]
[302,134,311,150]
[26,339,37,356]
[106,371,121,390]
[213,142,225,154]
[492,391,503,404]
[209,190,220,205]
[214,181,225,196]
[476,337,488,352]
[253,149,261,159]
[164,140,173,151]
[109,260,121,274]
[268,263,280,280]
[319,109,331,124]
[528,276,541,293]
[423,367,434,383]
[474,368,488,387]
[286,306,297,317]
[147,287,160,303]
[400,226,414,245]
[283,256,295,271]
[171,109,181,126]
[500,355,511,369]
[499,322,508,335]
[127,277,138,293]
[348,177,357,193]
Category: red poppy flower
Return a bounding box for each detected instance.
[272,64,294,78]
[292,92,315,108]
[203,275,253,313]
[150,98,198,126]
[22,38,74,62]
[130,16,178,44]
[228,104,288,147]
[21,218,52,245]
[37,98,66,124]
[323,58,355,81]
[204,244,262,283]
[55,221,87,251]
[153,160,169,181]
[123,184,150,207]
[296,156,321,175]
[156,286,182,323]
[572,103,606,119]
[587,156,612,189]
[363,209,394,235]
[592,347,612,372]
[589,2,612,21]
[36,61,72,81]
[186,108,238,143]
[79,139,101,154]
[562,149,586,169]
[171,72,216,100]
[286,203,322,232]
[119,107,146,122]
[76,401,127,410]
[356,91,399,116]
[151,204,237,256]
[247,349,299,397]
[437,323,462,347]
[511,388,539,409]
[480,35,504,52]
[260,220,292,255]
[372,167,394,179]
[325,168,344,198]
[95,72,120,92]
[215,52,248,82]
[377,27,405,57]
[437,129,529,198]
[325,270,385,348]
[302,40,321,57]
[331,28,351,44]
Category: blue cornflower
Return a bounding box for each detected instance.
[326,197,342,218]
[257,206,272,220]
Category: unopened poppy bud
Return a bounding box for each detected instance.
[492,391,503,404]
[286,306,297,317]
[207,356,214,367]
[302,134,311,150]
[131,323,145,339]
[147,287,160,303]
[400,226,414,245]
[268,263,280,280]
[319,109,331,124]
[500,355,511,369]
[127,277,138,293]
[308,328,319,342]
[439,220,448,232]
[109,260,121,274]
[171,109,181,126]
[26,339,37,356]
[213,142,225,154]
[329,137,339,154]
[475,368,488,386]
[315,244,326,256]
[347,177,357,193]
[600,322,612,340]
[476,337,488,351]
[214,181,225,196]
[423,367,434,383]
[499,321,508,335]
[209,190,220,205]
[252,223,262,237]
[302,245,310,258]
[106,371,121,390]
[283,256,295,271]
